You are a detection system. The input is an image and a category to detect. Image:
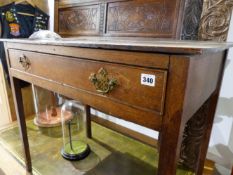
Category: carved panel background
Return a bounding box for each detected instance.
[181,0,204,40]
[179,101,210,170]
[106,1,175,37]
[199,0,233,41]
[59,5,100,35]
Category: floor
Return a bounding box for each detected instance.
[0,146,32,175]
[0,123,33,175]
[0,119,195,175]
[0,119,225,175]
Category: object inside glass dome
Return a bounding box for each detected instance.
[32,85,71,127]
[61,100,91,161]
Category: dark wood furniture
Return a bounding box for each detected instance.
[54,2,233,172]
[2,37,232,175]
[55,0,203,40]
[55,0,233,42]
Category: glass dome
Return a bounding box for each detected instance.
[32,85,66,127]
[61,100,91,160]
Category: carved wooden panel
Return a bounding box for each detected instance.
[58,0,233,40]
[179,100,210,170]
[58,0,209,38]
[106,0,179,37]
[181,0,204,40]
[199,0,233,41]
[59,4,100,36]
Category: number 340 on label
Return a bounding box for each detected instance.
[141,73,156,87]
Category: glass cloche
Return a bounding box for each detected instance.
[61,100,91,160]
[32,85,66,127]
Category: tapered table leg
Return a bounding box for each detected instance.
[85,105,92,138]
[180,51,228,175]
[195,54,227,175]
[195,92,220,175]
[157,56,189,175]
[157,115,185,175]
[10,77,32,172]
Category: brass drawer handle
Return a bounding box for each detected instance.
[89,68,118,94]
[19,54,31,70]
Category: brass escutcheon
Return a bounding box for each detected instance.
[89,68,118,94]
[19,54,31,70]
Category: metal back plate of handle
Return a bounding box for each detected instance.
[89,68,118,94]
[19,54,31,70]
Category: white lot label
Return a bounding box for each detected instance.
[141,73,156,87]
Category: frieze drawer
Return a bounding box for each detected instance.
[8,49,167,115]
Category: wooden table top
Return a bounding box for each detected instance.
[2,37,233,55]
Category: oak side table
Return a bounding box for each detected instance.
[2,37,232,175]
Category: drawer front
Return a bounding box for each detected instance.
[8,49,167,114]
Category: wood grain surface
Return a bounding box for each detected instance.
[8,49,167,115]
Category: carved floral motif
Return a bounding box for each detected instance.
[107,2,172,34]
[199,0,233,41]
[180,101,210,170]
[59,6,99,33]
[181,0,204,40]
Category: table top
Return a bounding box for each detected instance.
[2,36,233,55]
